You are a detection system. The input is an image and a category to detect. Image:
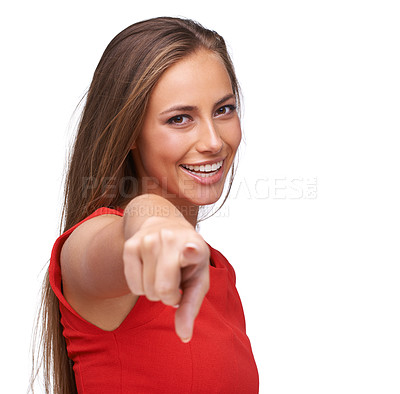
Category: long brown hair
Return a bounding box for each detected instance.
[30,16,241,393]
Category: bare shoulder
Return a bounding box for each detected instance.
[60,214,139,331]
[61,214,121,261]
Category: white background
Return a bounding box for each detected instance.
[1,0,400,393]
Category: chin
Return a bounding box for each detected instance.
[187,190,224,206]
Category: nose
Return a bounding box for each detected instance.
[195,120,223,154]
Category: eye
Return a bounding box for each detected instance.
[215,104,237,117]
[167,115,191,126]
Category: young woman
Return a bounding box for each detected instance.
[33,17,258,393]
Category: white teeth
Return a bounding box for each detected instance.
[182,160,223,174]
[196,172,214,178]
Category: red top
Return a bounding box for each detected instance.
[49,207,259,393]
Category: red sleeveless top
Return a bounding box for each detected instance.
[49,208,259,393]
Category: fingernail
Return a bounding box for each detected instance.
[173,304,180,309]
[184,243,199,254]
[181,337,191,343]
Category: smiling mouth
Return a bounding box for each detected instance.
[180,160,224,178]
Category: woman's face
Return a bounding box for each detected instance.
[132,49,241,209]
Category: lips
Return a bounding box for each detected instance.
[180,160,223,178]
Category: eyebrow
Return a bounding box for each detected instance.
[159,93,236,116]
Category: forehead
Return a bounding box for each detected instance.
[149,50,233,109]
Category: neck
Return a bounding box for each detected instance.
[170,199,199,227]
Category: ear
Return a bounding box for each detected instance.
[131,142,137,150]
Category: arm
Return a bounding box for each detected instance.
[61,194,210,341]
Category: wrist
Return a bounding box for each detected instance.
[123,194,191,238]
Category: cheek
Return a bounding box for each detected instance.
[145,124,186,153]
[226,119,242,152]
[139,138,181,173]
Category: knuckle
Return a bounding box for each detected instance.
[156,282,175,297]
[142,233,158,249]
[160,228,174,243]
[123,238,139,257]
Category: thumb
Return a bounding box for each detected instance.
[180,243,203,267]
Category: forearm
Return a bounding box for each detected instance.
[123,194,192,239]
[62,194,191,300]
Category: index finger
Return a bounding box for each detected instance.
[174,245,210,342]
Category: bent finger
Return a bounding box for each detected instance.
[123,238,144,295]
[155,247,182,307]
[141,233,161,301]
